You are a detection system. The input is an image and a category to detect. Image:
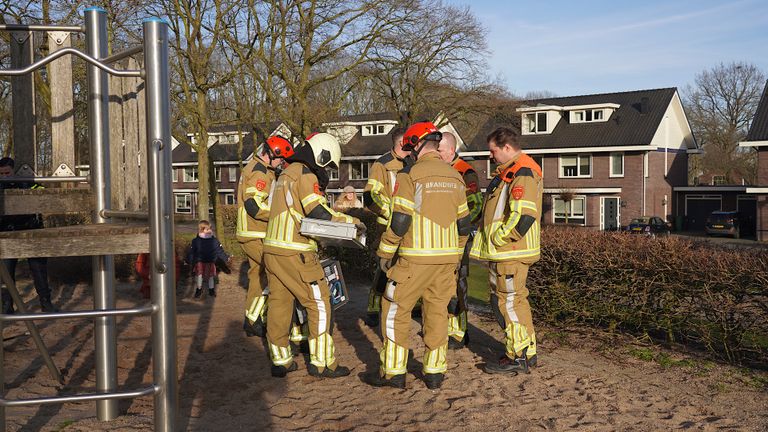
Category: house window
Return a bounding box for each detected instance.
[224,193,236,205]
[486,159,499,180]
[183,167,198,182]
[712,175,726,186]
[349,161,370,180]
[553,196,586,225]
[175,193,192,214]
[214,167,222,182]
[643,153,649,178]
[326,193,336,207]
[329,166,340,181]
[228,167,237,182]
[610,153,624,177]
[218,134,239,145]
[363,124,387,136]
[171,168,177,183]
[531,155,543,176]
[525,112,548,134]
[573,109,605,123]
[560,155,591,178]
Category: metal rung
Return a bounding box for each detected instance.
[0,47,141,77]
[0,176,88,183]
[0,386,156,407]
[0,305,154,322]
[101,209,150,220]
[0,24,83,32]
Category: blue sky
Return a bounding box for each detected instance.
[443,0,768,97]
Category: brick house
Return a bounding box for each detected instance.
[171,122,287,216]
[322,112,465,206]
[739,80,768,241]
[465,88,698,230]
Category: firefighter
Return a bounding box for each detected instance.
[437,131,482,349]
[240,136,293,337]
[362,127,406,327]
[365,122,472,390]
[470,126,542,375]
[263,132,362,378]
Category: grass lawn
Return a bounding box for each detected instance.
[467,262,490,305]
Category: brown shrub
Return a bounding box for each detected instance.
[529,226,768,366]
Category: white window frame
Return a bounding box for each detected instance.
[486,159,499,180]
[328,166,340,181]
[349,161,370,180]
[362,124,387,136]
[172,168,177,183]
[643,152,649,178]
[572,109,605,123]
[552,195,587,226]
[228,166,237,182]
[224,193,236,205]
[175,193,192,214]
[183,167,198,182]
[609,152,624,178]
[712,175,726,186]
[559,154,592,178]
[531,155,544,177]
[214,167,222,182]
[524,112,548,134]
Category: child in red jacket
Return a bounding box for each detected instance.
[135,252,181,299]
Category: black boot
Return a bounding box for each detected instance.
[483,348,537,375]
[448,333,469,350]
[243,317,266,338]
[40,296,58,313]
[363,373,406,389]
[271,362,298,378]
[208,288,216,297]
[308,364,350,378]
[194,288,202,298]
[423,373,444,389]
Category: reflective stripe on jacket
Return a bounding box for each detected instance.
[377,152,469,264]
[470,152,543,263]
[264,162,356,255]
[236,158,275,241]
[364,150,403,225]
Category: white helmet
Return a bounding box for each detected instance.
[306,132,341,169]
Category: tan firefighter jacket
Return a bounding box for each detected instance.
[264,162,358,255]
[236,157,275,242]
[364,150,404,225]
[470,151,543,264]
[377,152,471,264]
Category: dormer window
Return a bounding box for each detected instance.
[363,124,387,136]
[572,109,604,123]
[525,112,548,134]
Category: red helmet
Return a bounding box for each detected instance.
[266,135,294,159]
[402,122,442,151]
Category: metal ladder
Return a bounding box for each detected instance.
[0,8,178,431]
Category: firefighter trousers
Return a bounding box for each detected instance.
[448,239,472,342]
[265,253,338,371]
[242,239,268,324]
[379,259,456,377]
[489,261,537,358]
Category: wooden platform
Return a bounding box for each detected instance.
[0,188,92,216]
[0,224,149,259]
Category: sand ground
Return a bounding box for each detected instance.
[2,259,767,431]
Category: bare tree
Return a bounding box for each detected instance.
[365,0,505,127]
[684,62,765,184]
[227,0,408,137]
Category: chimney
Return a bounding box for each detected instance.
[640,97,649,114]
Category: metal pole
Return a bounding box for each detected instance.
[0,24,83,32]
[144,18,178,432]
[85,7,118,421]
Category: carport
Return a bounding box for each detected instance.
[674,186,755,234]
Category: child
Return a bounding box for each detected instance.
[187,220,230,298]
[135,252,182,299]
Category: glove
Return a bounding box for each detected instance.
[379,258,393,273]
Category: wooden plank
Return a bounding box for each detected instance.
[0,224,149,259]
[123,57,142,210]
[109,62,126,210]
[0,188,91,215]
[48,32,76,174]
[10,31,37,172]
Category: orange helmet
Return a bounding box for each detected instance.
[266,135,294,159]
[402,121,442,151]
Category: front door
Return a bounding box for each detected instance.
[602,197,619,231]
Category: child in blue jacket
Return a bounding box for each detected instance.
[187,220,230,298]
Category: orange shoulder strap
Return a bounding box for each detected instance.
[452,158,474,176]
[500,153,542,183]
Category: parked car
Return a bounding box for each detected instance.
[627,216,670,236]
[705,211,743,239]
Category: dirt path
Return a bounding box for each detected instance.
[3,259,767,431]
